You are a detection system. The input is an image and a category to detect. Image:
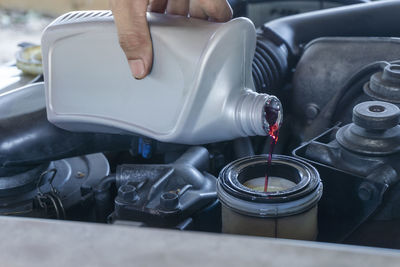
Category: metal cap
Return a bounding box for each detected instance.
[353,101,400,130]
[336,101,400,155]
[364,64,400,103]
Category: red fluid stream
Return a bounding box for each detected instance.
[263,104,280,192]
[264,124,279,192]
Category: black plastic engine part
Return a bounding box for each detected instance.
[263,0,400,57]
[336,101,400,155]
[364,64,400,104]
[291,37,400,141]
[0,153,109,219]
[82,174,117,223]
[252,34,289,94]
[0,82,135,175]
[111,147,218,228]
[251,0,400,96]
[295,141,389,244]
[229,0,369,22]
[293,102,400,247]
[0,164,49,198]
[0,109,133,175]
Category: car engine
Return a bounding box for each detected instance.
[1,0,400,251]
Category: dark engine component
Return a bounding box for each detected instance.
[364,63,400,104]
[0,153,109,219]
[252,0,400,97]
[263,0,400,57]
[292,37,400,141]
[229,0,370,27]
[294,101,400,247]
[336,101,400,155]
[3,0,400,252]
[0,82,134,176]
[252,33,289,94]
[0,109,133,172]
[110,147,218,230]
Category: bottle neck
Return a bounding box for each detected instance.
[236,91,282,137]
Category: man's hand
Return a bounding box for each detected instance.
[109,0,232,79]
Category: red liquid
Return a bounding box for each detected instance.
[264,104,280,192]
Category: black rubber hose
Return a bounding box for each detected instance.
[229,0,370,17]
[95,174,117,192]
[0,109,134,172]
[94,174,117,223]
[253,34,289,93]
[263,0,400,57]
[253,0,400,93]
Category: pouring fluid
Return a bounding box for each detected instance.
[264,103,281,192]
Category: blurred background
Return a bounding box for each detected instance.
[0,0,385,64]
[0,0,108,64]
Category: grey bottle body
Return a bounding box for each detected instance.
[42,11,282,144]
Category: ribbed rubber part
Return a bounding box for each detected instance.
[252,35,288,94]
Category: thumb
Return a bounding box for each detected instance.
[110,0,152,79]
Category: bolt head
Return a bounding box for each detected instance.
[305,103,320,120]
[353,101,400,130]
[160,192,179,211]
[358,182,375,201]
[118,184,138,202]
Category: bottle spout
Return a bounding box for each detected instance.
[236,92,283,137]
[263,95,283,138]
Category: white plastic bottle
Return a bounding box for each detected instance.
[42,11,282,144]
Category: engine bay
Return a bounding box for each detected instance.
[1,0,400,253]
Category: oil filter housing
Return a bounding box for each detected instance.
[217,155,323,240]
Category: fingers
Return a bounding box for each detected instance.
[193,0,232,22]
[189,0,208,20]
[110,0,152,79]
[148,0,168,13]
[166,0,233,21]
[167,0,190,16]
[109,0,232,79]
[149,0,232,21]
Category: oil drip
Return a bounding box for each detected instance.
[264,103,280,192]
